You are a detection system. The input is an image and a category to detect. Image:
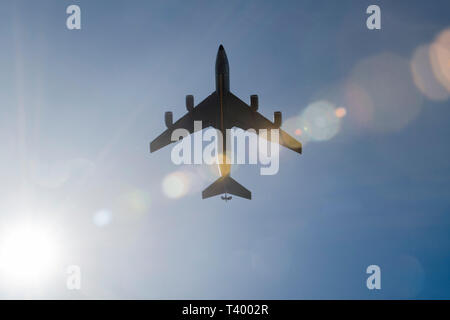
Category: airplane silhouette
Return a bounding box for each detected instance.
[150,45,302,200]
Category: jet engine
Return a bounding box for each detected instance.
[165,111,173,128]
[186,95,194,112]
[250,95,258,112]
[273,111,282,128]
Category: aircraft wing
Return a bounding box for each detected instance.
[226,92,302,154]
[150,92,217,153]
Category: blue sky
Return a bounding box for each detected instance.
[0,0,449,299]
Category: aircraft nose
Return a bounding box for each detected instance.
[215,44,229,77]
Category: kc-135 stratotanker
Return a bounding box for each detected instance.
[150,45,302,200]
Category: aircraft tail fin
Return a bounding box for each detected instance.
[202,175,251,200]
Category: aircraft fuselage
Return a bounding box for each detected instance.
[215,45,231,177]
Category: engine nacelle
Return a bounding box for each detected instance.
[165,111,173,128]
[186,95,194,112]
[250,95,258,112]
[273,111,282,128]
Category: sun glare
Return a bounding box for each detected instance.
[0,223,60,286]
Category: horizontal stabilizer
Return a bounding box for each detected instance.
[202,176,251,200]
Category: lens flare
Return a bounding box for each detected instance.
[283,116,305,141]
[123,189,151,214]
[411,44,449,101]
[93,209,112,227]
[348,53,423,132]
[162,171,190,199]
[112,188,152,225]
[298,100,341,142]
[344,83,374,127]
[430,28,450,93]
[335,107,347,118]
